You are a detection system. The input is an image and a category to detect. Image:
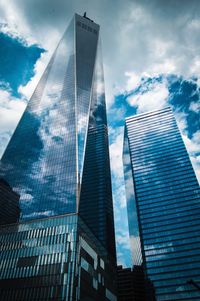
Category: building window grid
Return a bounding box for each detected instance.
[128,133,183,152]
[128,124,182,141]
[142,216,200,233]
[140,198,200,217]
[126,111,175,128]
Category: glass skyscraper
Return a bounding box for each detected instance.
[123,107,200,300]
[0,13,116,300]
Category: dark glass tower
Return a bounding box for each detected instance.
[0,13,116,300]
[123,107,200,300]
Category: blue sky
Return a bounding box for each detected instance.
[0,0,200,267]
[0,32,45,96]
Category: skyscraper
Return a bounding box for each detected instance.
[123,107,200,300]
[0,13,116,300]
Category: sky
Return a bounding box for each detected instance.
[0,0,200,267]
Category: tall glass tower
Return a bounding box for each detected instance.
[0,13,116,301]
[123,107,200,300]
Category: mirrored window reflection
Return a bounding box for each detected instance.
[0,18,77,219]
[0,13,117,300]
[79,35,116,260]
[76,19,98,179]
[0,214,78,300]
[0,214,117,300]
[124,108,200,300]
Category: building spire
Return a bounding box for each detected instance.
[83,11,94,22]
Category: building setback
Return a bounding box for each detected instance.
[123,107,200,300]
[0,13,116,301]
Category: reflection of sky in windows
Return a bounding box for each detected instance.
[0,213,113,299]
[76,31,106,183]
[0,15,101,221]
[124,108,200,299]
[0,14,117,299]
[0,18,76,219]
[0,13,115,261]
[78,33,116,258]
[76,19,98,180]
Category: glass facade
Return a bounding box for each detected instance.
[123,107,200,300]
[0,214,78,300]
[0,13,116,300]
[0,13,115,260]
[79,35,116,259]
[0,16,77,219]
[0,214,116,301]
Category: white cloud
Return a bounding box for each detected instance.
[173,111,200,184]
[189,101,200,113]
[127,80,169,113]
[114,184,127,209]
[182,130,200,184]
[182,131,200,154]
[109,127,127,209]
[125,72,141,92]
[116,231,131,251]
[191,156,200,183]
[110,130,124,178]
[0,88,26,158]
[1,0,200,109]
[174,110,188,133]
[18,51,51,100]
[0,89,26,131]
[107,0,200,107]
[0,1,38,46]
